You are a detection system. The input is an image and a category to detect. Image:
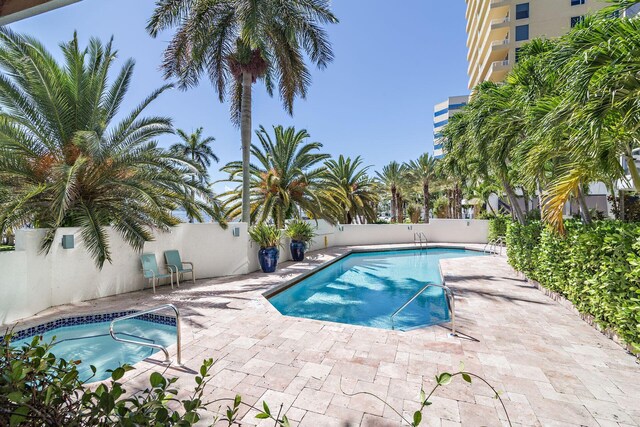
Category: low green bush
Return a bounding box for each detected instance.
[506,220,640,353]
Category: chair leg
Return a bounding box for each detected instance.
[151,278,156,294]
[176,272,180,287]
[170,272,174,289]
[192,269,195,284]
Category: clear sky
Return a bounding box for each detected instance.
[9,0,469,190]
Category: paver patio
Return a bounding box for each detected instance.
[8,244,640,426]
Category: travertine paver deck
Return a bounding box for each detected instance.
[8,244,640,426]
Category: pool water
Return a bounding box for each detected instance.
[268,248,483,330]
[13,319,176,382]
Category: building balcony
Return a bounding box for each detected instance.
[467,12,510,66]
[491,59,510,71]
[490,16,510,29]
[468,36,511,88]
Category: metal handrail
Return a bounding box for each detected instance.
[413,232,428,249]
[390,282,456,336]
[109,304,182,366]
[484,236,505,255]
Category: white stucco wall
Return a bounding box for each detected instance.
[1,220,488,325]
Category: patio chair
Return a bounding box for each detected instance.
[164,250,195,286]
[140,253,174,293]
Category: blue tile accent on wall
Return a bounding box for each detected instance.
[9,311,177,341]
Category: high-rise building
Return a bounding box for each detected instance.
[465,0,607,89]
[433,95,469,159]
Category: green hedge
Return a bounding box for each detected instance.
[487,215,509,241]
[506,220,640,353]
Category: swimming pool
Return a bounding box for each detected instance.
[267,248,484,330]
[13,315,177,382]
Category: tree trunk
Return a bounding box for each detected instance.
[453,183,461,219]
[522,188,530,214]
[577,185,592,224]
[240,72,253,224]
[606,180,619,219]
[397,193,404,223]
[625,151,640,192]
[502,177,525,224]
[390,187,397,222]
[423,182,430,224]
[189,173,195,224]
[536,179,544,212]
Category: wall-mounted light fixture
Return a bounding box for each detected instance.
[61,235,74,249]
[232,227,240,237]
[407,225,413,230]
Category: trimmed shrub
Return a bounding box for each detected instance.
[506,220,640,353]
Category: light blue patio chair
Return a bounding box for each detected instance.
[141,253,174,293]
[164,250,195,286]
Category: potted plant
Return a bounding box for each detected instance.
[249,223,282,273]
[285,220,315,262]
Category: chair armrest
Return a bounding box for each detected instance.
[142,268,156,279]
[166,264,179,273]
[182,262,194,268]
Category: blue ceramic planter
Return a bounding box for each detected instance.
[290,241,306,262]
[258,247,279,273]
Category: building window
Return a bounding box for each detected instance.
[571,16,584,27]
[571,0,585,5]
[515,47,522,63]
[516,3,529,20]
[515,24,529,41]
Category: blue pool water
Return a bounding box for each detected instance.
[268,248,483,330]
[14,319,176,382]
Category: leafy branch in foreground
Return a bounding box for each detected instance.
[1,335,510,426]
[342,364,512,427]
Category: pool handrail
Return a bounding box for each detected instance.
[109,303,182,366]
[390,282,456,336]
[483,236,505,255]
[413,232,428,249]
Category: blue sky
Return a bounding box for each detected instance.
[9,0,469,190]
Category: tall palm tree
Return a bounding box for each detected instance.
[407,154,437,223]
[219,125,330,228]
[376,162,404,223]
[322,156,379,224]
[0,30,223,268]
[147,0,338,224]
[170,128,219,223]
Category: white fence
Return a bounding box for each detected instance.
[0,219,488,325]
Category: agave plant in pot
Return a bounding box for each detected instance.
[249,223,282,273]
[285,220,316,262]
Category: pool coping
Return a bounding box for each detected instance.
[262,244,488,299]
[5,310,178,342]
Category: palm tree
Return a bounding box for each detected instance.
[376,162,404,223]
[147,0,338,224]
[170,128,219,222]
[0,30,224,268]
[170,128,219,178]
[322,156,379,224]
[407,154,437,223]
[219,125,330,228]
